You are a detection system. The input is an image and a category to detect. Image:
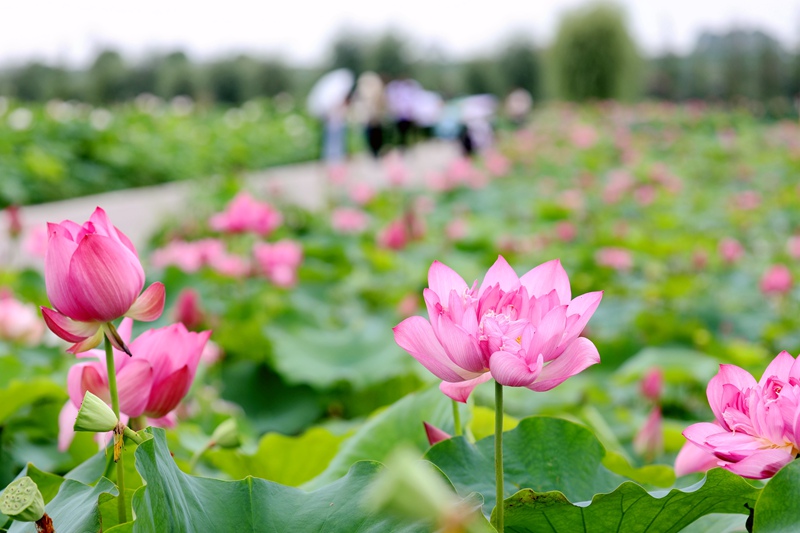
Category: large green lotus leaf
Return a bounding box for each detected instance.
[265,315,415,390]
[425,416,625,514]
[753,459,800,532]
[499,467,759,532]
[206,426,345,486]
[7,477,117,533]
[0,379,66,425]
[303,386,455,490]
[130,427,432,532]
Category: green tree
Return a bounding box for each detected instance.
[88,49,130,103]
[548,2,640,101]
[497,38,541,97]
[368,32,413,79]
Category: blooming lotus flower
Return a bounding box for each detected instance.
[252,239,303,287]
[41,207,165,353]
[209,192,282,236]
[393,256,602,402]
[675,352,800,479]
[58,318,210,450]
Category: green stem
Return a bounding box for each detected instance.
[495,380,504,533]
[129,416,146,432]
[104,334,127,524]
[123,426,144,445]
[451,400,462,437]
[188,442,212,474]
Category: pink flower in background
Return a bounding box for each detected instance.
[384,151,408,186]
[378,220,409,250]
[0,291,45,346]
[570,124,597,149]
[350,183,376,205]
[253,239,303,287]
[445,157,478,188]
[58,318,210,450]
[760,264,792,295]
[634,407,663,459]
[641,367,663,402]
[603,169,635,204]
[675,352,800,479]
[5,205,22,239]
[787,236,800,260]
[483,150,510,177]
[393,256,602,402]
[397,293,420,318]
[23,225,48,259]
[718,237,744,264]
[732,190,761,211]
[595,247,633,272]
[41,207,165,353]
[208,252,250,278]
[331,208,369,234]
[555,221,577,242]
[326,163,348,185]
[173,288,205,330]
[445,218,467,241]
[558,189,585,213]
[209,192,282,236]
[634,185,656,206]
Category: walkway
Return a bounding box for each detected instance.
[2,142,461,268]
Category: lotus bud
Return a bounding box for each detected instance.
[74,391,118,433]
[210,418,240,449]
[0,477,45,522]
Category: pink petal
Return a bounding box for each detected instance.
[478,256,520,296]
[68,362,109,404]
[428,261,468,299]
[117,359,154,418]
[125,282,166,322]
[394,316,483,382]
[674,440,720,476]
[758,351,796,387]
[423,422,452,446]
[564,291,603,338]
[66,329,105,354]
[145,365,192,418]
[436,316,484,373]
[41,307,100,343]
[519,259,571,303]
[707,365,756,425]
[90,207,138,256]
[526,305,567,362]
[527,337,600,391]
[439,373,493,403]
[44,224,81,318]
[682,421,728,452]
[58,401,79,452]
[490,351,542,387]
[67,234,145,322]
[722,447,795,479]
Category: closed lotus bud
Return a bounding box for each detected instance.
[74,391,118,433]
[210,418,240,449]
[0,476,45,522]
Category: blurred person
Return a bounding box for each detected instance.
[385,77,422,149]
[504,88,533,128]
[322,95,350,165]
[351,71,386,158]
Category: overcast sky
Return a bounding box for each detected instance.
[2,0,798,67]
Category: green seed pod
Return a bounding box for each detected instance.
[210,418,240,449]
[0,476,45,522]
[74,391,118,433]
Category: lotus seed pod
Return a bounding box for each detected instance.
[74,391,118,433]
[0,476,45,522]
[210,418,240,449]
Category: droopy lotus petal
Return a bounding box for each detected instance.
[393,316,482,382]
[41,307,100,343]
[58,401,79,452]
[116,359,154,418]
[674,440,720,476]
[527,337,600,392]
[439,373,493,403]
[66,329,105,354]
[435,316,484,373]
[722,448,795,479]
[125,282,166,322]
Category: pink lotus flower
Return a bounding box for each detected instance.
[445,218,467,242]
[675,352,800,479]
[393,256,602,402]
[595,247,633,272]
[641,367,663,402]
[209,192,282,236]
[378,220,409,250]
[718,238,744,264]
[41,207,165,354]
[253,239,303,287]
[58,318,210,450]
[634,407,663,459]
[760,264,793,295]
[787,236,800,260]
[483,150,510,177]
[570,124,597,149]
[173,288,205,330]
[350,183,376,205]
[0,291,45,346]
[555,221,576,242]
[331,208,369,235]
[23,225,48,260]
[5,205,22,239]
[424,422,451,446]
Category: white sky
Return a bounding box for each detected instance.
[1,0,798,67]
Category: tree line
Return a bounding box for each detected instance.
[1,3,798,111]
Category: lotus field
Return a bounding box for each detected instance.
[3,102,800,532]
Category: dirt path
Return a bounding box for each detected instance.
[2,141,461,268]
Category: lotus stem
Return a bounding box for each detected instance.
[451,400,462,437]
[104,334,127,524]
[495,380,504,533]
